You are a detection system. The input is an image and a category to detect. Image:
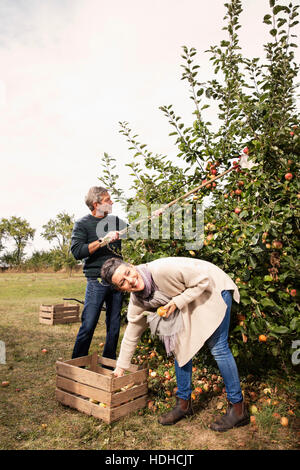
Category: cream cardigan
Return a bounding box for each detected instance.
[116,257,240,369]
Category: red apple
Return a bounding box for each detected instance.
[234,208,241,214]
[290,289,297,297]
[235,189,242,195]
[41,348,48,354]
[243,147,249,154]
[1,381,10,387]
[285,173,293,181]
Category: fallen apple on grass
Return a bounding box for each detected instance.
[280,417,289,427]
[250,405,258,415]
[1,381,10,387]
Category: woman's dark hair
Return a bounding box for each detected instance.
[100,258,130,286]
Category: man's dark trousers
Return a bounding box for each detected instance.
[72,278,123,359]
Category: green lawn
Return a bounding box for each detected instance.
[0,272,299,450]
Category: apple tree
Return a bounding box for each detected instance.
[100,0,300,371]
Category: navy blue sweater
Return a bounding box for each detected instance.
[71,214,127,278]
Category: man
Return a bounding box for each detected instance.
[100,256,250,432]
[70,186,127,360]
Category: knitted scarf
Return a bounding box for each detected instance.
[133,265,184,356]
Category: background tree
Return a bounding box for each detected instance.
[100,0,300,373]
[0,223,5,257]
[23,250,55,272]
[41,212,77,274]
[0,216,35,266]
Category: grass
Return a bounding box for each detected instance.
[0,272,299,450]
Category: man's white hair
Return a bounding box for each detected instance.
[85,186,108,211]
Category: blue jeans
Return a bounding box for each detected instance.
[175,290,243,404]
[72,278,123,359]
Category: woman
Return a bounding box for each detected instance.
[100,256,249,431]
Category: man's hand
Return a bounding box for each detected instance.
[104,231,120,243]
[113,366,125,377]
[162,300,177,318]
[88,231,119,254]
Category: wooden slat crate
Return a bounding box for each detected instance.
[39,303,80,325]
[55,352,148,424]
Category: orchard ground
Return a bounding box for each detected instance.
[0,272,299,450]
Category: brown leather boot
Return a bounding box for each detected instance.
[158,397,194,425]
[210,400,250,432]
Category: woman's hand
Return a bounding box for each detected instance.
[113,366,125,377]
[162,300,177,318]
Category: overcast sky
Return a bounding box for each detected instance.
[0,0,299,255]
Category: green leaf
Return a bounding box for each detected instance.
[250,234,259,245]
[271,346,280,356]
[273,5,284,14]
[290,317,300,331]
[231,344,239,357]
[269,325,289,334]
[260,298,276,308]
[263,275,273,282]
[239,210,249,218]
[263,14,272,24]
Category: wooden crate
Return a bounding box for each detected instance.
[55,352,148,424]
[39,303,80,325]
